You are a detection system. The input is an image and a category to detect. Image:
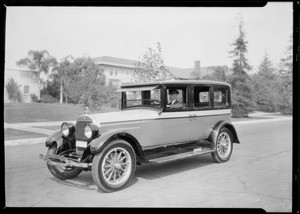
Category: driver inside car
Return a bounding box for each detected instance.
[166,89,184,109]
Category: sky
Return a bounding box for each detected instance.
[5,3,293,73]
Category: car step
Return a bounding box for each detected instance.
[149,148,214,164]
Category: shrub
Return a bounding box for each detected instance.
[41,94,58,103]
[6,78,23,103]
[30,94,40,103]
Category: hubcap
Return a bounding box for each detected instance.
[217,132,231,159]
[101,147,132,186]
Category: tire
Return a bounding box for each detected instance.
[92,139,136,192]
[211,127,233,163]
[46,144,83,180]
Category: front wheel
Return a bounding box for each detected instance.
[92,139,136,192]
[46,145,83,179]
[211,127,233,163]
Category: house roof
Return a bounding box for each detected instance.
[93,56,137,68]
[92,56,227,79]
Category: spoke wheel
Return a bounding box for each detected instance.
[101,147,132,185]
[92,140,136,192]
[211,127,233,163]
[46,145,83,180]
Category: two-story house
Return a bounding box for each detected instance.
[92,56,214,87]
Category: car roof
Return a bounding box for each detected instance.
[121,80,231,88]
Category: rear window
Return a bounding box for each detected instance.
[213,86,230,109]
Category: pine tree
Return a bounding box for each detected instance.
[227,16,256,117]
[253,50,281,112]
[278,35,293,115]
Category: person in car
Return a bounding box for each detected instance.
[167,89,184,108]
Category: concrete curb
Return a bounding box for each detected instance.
[4,116,292,147]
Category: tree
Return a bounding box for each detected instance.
[5,78,23,103]
[253,51,281,112]
[133,42,173,82]
[51,56,73,104]
[16,50,57,99]
[64,57,107,110]
[227,16,256,117]
[257,50,276,80]
[278,35,293,115]
[202,66,227,81]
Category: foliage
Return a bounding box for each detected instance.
[133,42,173,82]
[40,94,58,103]
[51,55,74,104]
[16,50,57,79]
[202,66,228,81]
[252,51,281,112]
[30,94,40,103]
[41,79,60,101]
[64,57,107,110]
[5,78,23,103]
[278,35,293,115]
[227,16,256,117]
[16,50,58,98]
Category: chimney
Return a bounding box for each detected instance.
[194,60,200,73]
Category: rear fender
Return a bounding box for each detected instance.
[89,130,148,163]
[208,120,240,149]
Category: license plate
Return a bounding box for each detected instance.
[76,140,87,148]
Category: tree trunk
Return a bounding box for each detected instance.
[60,83,63,104]
[65,93,68,104]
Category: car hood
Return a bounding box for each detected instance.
[79,109,160,126]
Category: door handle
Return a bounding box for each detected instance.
[189,114,197,121]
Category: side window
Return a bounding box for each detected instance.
[213,86,229,109]
[193,86,211,109]
[165,86,188,110]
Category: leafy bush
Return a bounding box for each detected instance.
[41,94,58,103]
[30,94,40,103]
[6,78,23,103]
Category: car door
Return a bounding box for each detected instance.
[189,85,231,141]
[161,85,191,145]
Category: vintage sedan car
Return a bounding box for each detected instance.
[40,80,240,192]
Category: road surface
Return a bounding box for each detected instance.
[4,118,292,212]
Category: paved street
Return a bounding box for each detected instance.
[4,116,292,212]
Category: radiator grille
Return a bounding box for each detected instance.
[75,117,92,140]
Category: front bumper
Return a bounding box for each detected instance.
[39,154,91,169]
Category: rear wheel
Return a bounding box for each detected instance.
[92,139,136,192]
[211,127,233,163]
[46,144,83,179]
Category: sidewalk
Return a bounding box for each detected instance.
[4,112,292,147]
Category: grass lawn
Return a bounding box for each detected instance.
[4,103,118,123]
[4,128,48,140]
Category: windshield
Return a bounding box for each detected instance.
[122,88,161,109]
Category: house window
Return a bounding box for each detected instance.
[110,68,113,76]
[24,85,29,94]
[114,68,118,76]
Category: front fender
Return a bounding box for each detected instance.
[89,130,135,153]
[45,129,63,148]
[89,130,148,163]
[209,120,240,149]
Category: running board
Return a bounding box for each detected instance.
[149,148,214,164]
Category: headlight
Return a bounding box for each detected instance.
[61,122,75,137]
[84,123,99,139]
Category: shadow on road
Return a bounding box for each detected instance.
[50,172,97,191]
[135,154,214,180]
[48,154,215,192]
